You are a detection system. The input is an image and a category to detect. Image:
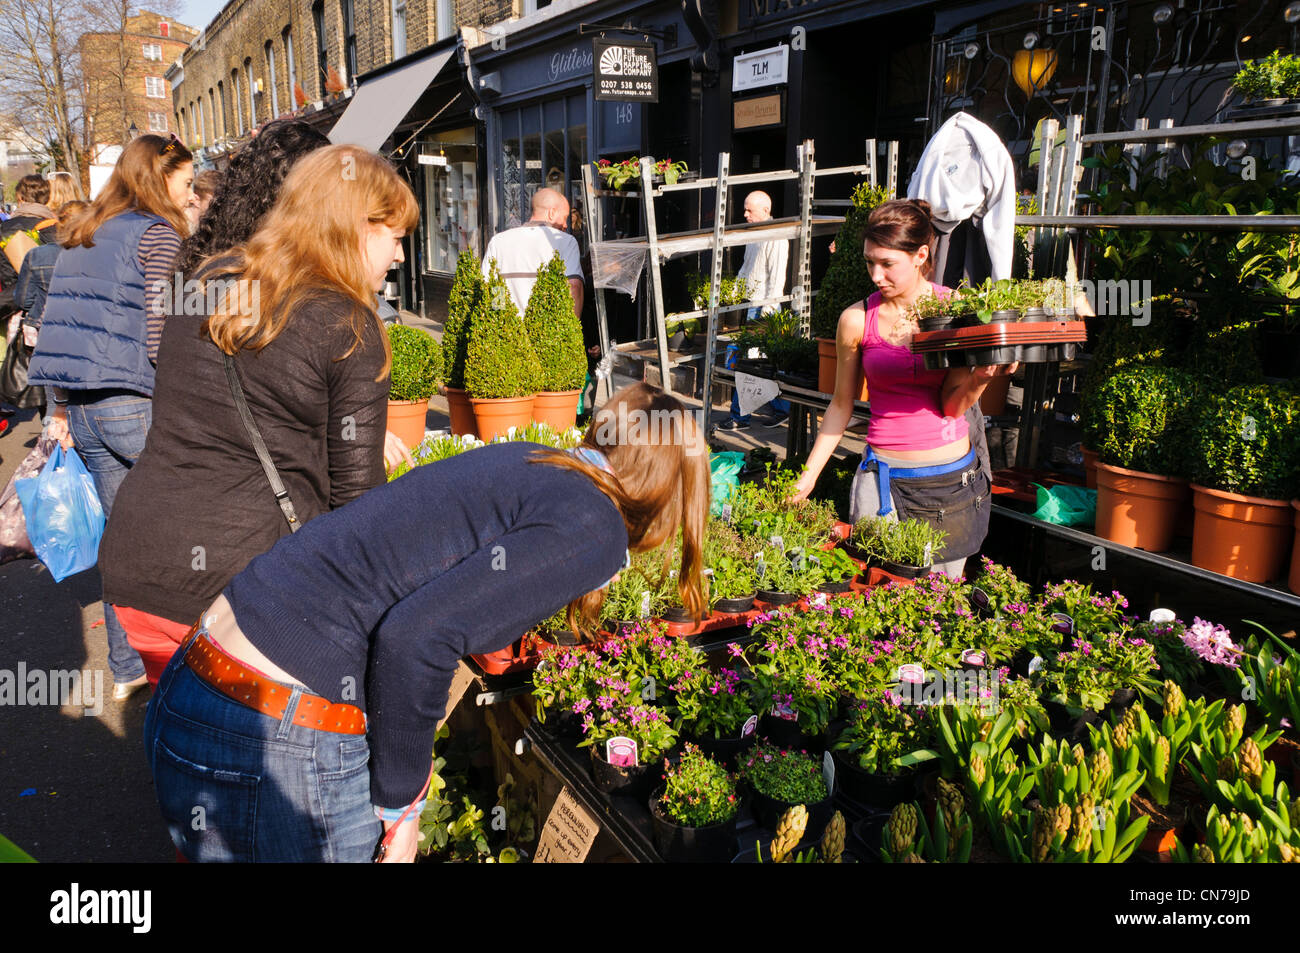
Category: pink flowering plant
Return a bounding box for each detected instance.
[530,646,599,724]
[972,557,1032,614]
[672,645,756,740]
[657,744,740,827]
[1038,579,1129,635]
[834,693,934,775]
[578,700,679,765]
[740,742,829,804]
[749,611,838,733]
[1037,632,1158,712]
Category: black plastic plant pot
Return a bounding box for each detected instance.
[688,729,757,768]
[540,709,584,741]
[1042,699,1102,742]
[537,627,580,647]
[923,352,951,371]
[919,314,955,332]
[649,786,743,863]
[615,619,646,637]
[756,589,800,606]
[816,576,855,594]
[833,748,913,810]
[668,331,687,351]
[664,605,709,624]
[1057,342,1078,361]
[713,593,756,613]
[759,713,827,753]
[590,748,658,798]
[748,784,835,835]
[989,310,1020,324]
[873,557,932,580]
[730,834,820,864]
[850,814,888,862]
[1019,307,1049,362]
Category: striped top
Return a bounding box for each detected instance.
[139,222,182,363]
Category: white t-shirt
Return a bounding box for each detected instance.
[482,222,582,315]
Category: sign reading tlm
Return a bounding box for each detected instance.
[592,39,659,103]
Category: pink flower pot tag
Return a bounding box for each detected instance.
[896,663,926,684]
[741,714,758,738]
[606,736,638,768]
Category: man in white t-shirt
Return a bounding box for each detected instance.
[482,188,584,318]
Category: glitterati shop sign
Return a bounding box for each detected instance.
[549,45,593,83]
[592,39,659,102]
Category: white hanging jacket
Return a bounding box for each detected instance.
[907,111,1018,281]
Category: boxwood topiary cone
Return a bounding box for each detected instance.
[443,249,483,390]
[810,182,892,341]
[525,252,587,392]
[387,324,442,401]
[465,259,543,400]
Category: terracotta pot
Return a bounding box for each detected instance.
[443,386,477,437]
[979,374,1012,416]
[385,398,429,453]
[470,394,536,441]
[1291,500,1300,596]
[1080,446,1099,490]
[1190,484,1294,583]
[815,337,867,400]
[1094,463,1190,552]
[532,388,581,432]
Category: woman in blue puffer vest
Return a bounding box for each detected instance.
[28,133,195,700]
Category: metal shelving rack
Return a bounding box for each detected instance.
[581,140,896,403]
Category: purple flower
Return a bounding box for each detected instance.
[727,642,744,658]
[572,698,591,714]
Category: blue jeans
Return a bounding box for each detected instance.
[67,391,151,683]
[144,629,382,862]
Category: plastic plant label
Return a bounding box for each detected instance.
[897,663,926,684]
[810,592,828,608]
[755,553,766,578]
[741,714,758,738]
[606,736,638,768]
[970,587,991,612]
[1027,655,1045,675]
[769,534,784,551]
[721,503,733,523]
[772,699,796,720]
[534,787,600,864]
[1148,608,1176,624]
[960,648,987,667]
[702,567,714,577]
[639,591,651,619]
[1050,612,1074,636]
[923,542,933,566]
[822,750,836,797]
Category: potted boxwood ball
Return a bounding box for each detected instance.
[1084,366,1203,552]
[442,249,483,437]
[465,259,543,440]
[1188,383,1300,582]
[386,324,442,453]
[649,744,743,863]
[739,740,833,834]
[524,251,587,432]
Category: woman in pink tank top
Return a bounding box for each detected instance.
[791,199,1016,578]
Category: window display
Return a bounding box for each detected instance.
[420,128,479,275]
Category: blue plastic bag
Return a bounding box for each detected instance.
[14,444,106,582]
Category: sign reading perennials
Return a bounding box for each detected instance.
[592,38,659,102]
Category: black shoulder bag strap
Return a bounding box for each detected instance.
[222,352,301,532]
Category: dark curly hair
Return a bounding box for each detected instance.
[172,119,330,279]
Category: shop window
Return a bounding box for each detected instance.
[393,0,407,59]
[266,41,280,116]
[420,127,479,274]
[495,95,587,238]
[312,1,328,97]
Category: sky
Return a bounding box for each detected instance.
[177,0,233,32]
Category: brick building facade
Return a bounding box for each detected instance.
[81,11,199,151]
[169,0,520,156]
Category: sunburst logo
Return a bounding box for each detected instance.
[599,46,624,75]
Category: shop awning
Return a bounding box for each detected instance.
[328,46,457,151]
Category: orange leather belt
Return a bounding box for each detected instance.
[183,633,366,735]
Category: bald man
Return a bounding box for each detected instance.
[718,191,790,431]
[482,187,584,319]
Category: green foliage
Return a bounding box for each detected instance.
[1232,50,1300,100]
[578,701,679,765]
[739,742,829,804]
[850,516,948,568]
[442,250,483,389]
[1234,626,1300,733]
[735,309,819,376]
[881,795,972,863]
[386,324,442,401]
[810,182,894,340]
[685,271,748,308]
[1080,366,1206,475]
[658,744,740,827]
[1188,382,1300,498]
[835,697,929,774]
[464,259,543,399]
[524,252,587,391]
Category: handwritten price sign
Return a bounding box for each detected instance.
[734,371,780,418]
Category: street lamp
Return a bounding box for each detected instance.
[128,121,139,140]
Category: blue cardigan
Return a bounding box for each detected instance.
[223,441,629,808]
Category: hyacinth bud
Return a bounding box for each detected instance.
[1112,722,1131,750]
[1121,705,1139,734]
[1280,843,1296,864]
[1089,749,1112,793]
[1155,735,1171,778]
[1215,814,1232,840]
[1239,739,1263,788]
[1162,680,1185,718]
[1217,755,1237,782]
[772,805,808,864]
[1043,762,1058,792]
[1073,795,1095,839]
[1290,800,1300,830]
[820,811,845,864]
[889,803,918,857]
[1194,844,1215,863]
[1031,806,1055,864]
[1053,803,1072,838]
[970,753,987,788]
[1226,704,1245,738]
[902,851,925,863]
[1235,812,1255,836]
